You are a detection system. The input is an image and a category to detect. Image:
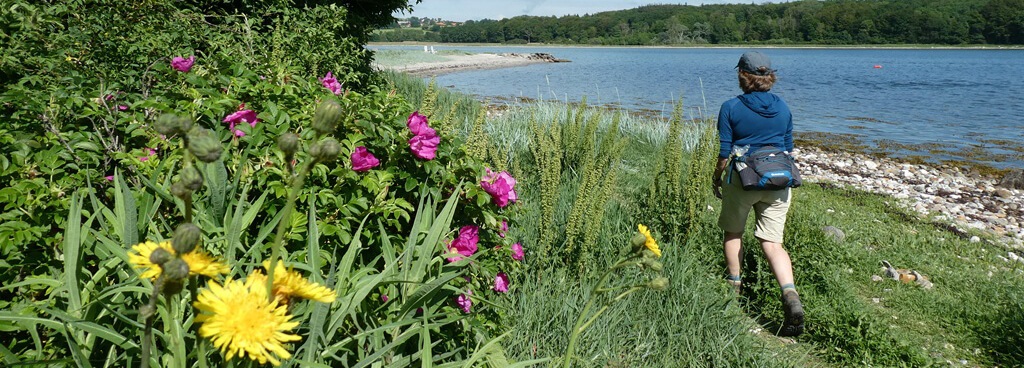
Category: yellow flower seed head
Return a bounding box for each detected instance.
[643,258,664,272]
[648,277,670,291]
[129,241,229,280]
[637,224,662,258]
[194,278,301,366]
[259,260,337,303]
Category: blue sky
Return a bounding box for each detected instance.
[403,0,763,22]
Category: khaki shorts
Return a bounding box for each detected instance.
[718,169,791,243]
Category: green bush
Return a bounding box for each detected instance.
[0,1,528,365]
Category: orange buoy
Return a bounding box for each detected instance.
[873,64,882,69]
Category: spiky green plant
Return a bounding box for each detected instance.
[465,108,490,162]
[529,113,563,258]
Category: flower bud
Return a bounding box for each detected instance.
[162,279,184,296]
[631,233,647,253]
[647,277,669,291]
[154,114,192,136]
[277,132,299,156]
[170,181,191,199]
[161,258,190,282]
[172,223,202,254]
[311,100,343,135]
[642,258,664,272]
[180,167,203,191]
[187,128,222,163]
[149,247,173,265]
[309,137,340,162]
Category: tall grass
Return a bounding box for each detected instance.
[496,101,812,366]
[382,70,1024,367]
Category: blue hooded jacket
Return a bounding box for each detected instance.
[717,91,793,159]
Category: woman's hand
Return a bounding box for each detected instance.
[713,157,729,199]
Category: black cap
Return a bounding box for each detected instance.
[736,51,775,76]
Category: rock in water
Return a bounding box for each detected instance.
[823,226,846,243]
[999,169,1024,190]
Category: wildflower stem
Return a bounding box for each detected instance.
[188,278,209,368]
[562,256,629,368]
[184,195,194,224]
[140,277,163,368]
[266,158,314,301]
[575,287,643,347]
[182,142,194,223]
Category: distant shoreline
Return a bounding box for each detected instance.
[374,52,564,76]
[369,41,1024,51]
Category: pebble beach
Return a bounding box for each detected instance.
[795,146,1024,249]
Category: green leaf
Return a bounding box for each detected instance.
[114,171,138,248]
[62,192,83,317]
[307,195,322,283]
[351,326,419,368]
[205,159,228,226]
[0,278,62,291]
[403,177,419,191]
[61,326,93,368]
[398,272,462,318]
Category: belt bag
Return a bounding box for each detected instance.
[734,146,802,191]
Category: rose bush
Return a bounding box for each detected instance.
[0,0,526,365]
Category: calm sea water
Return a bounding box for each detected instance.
[371,46,1024,169]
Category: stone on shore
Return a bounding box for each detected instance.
[999,169,1024,190]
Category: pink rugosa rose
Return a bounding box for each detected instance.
[105,175,114,182]
[223,107,259,137]
[171,56,194,72]
[320,71,342,95]
[406,111,432,135]
[409,131,440,160]
[406,111,441,160]
[350,146,380,172]
[480,168,519,207]
[511,242,524,261]
[456,290,472,313]
[446,225,479,262]
[139,148,157,162]
[493,272,510,293]
[499,220,508,238]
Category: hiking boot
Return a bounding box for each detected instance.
[779,290,804,337]
[727,280,742,295]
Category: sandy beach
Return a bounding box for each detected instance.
[375,52,565,76]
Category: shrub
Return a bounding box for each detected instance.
[0,1,526,365]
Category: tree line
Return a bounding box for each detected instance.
[406,0,1023,45]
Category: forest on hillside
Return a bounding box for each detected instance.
[375,0,1024,45]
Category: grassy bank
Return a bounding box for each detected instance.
[386,71,1024,367]
[372,49,475,68]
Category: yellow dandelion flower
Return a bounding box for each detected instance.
[194,278,301,366]
[637,224,662,258]
[128,241,229,280]
[254,260,336,303]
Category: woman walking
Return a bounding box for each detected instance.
[712,51,804,337]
